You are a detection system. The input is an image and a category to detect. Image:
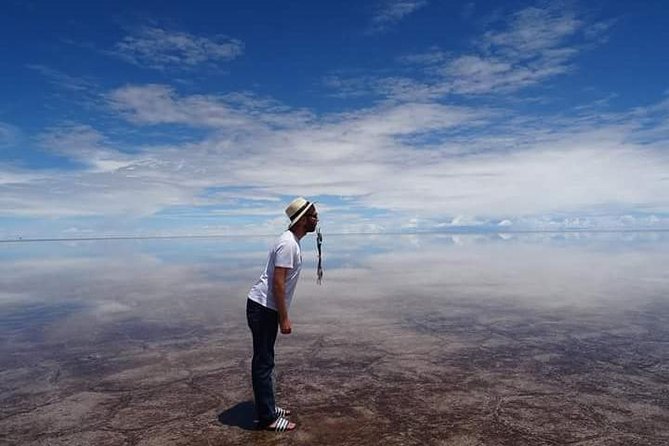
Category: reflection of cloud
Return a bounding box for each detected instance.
[1,234,668,342]
[307,232,669,310]
[0,252,252,318]
[0,291,31,305]
[93,301,133,318]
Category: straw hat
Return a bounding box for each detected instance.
[285,197,314,228]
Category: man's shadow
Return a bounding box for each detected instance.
[218,400,257,430]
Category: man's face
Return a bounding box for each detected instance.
[303,207,319,232]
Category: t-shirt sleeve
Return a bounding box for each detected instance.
[274,240,296,268]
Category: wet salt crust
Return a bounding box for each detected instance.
[1,233,668,445]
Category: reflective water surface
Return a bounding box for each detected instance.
[1,232,668,445]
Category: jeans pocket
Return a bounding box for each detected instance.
[246,299,263,327]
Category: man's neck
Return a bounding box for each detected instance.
[290,227,307,240]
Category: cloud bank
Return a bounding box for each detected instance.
[1,3,667,238]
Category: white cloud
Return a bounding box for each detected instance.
[108,84,312,131]
[0,122,20,148]
[0,165,45,186]
[480,7,582,57]
[0,172,195,218]
[374,5,609,97]
[369,0,428,33]
[449,215,486,226]
[445,6,606,94]
[430,6,589,94]
[499,214,669,232]
[27,65,98,92]
[113,26,244,70]
[398,49,447,65]
[322,75,375,98]
[39,125,133,172]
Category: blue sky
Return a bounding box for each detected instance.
[1,0,668,238]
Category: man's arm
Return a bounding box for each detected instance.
[272,266,292,334]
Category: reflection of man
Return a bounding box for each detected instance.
[246,197,319,432]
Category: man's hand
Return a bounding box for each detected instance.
[280,317,292,335]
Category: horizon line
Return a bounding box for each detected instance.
[2,228,669,244]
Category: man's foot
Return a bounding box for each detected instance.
[263,416,296,432]
[275,406,291,417]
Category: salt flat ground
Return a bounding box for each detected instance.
[1,232,668,445]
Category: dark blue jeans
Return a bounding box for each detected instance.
[246,298,279,426]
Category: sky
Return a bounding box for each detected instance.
[1,0,668,239]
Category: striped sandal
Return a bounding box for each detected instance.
[275,406,291,417]
[265,416,296,432]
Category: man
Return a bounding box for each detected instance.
[246,197,319,432]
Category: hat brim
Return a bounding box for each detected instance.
[288,202,315,228]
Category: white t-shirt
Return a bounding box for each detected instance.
[247,230,303,311]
